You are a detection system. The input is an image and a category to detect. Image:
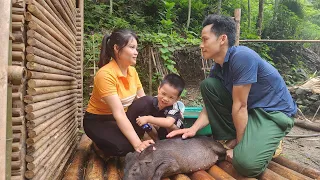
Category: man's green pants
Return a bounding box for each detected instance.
[200,77,294,177]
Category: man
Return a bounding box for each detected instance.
[167,14,297,177]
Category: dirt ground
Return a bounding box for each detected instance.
[181,84,320,171]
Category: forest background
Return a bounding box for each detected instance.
[82,0,320,106]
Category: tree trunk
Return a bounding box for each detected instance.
[257,0,264,37]
[217,0,222,14]
[186,0,191,29]
[248,0,251,31]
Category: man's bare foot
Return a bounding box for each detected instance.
[226,149,233,162]
[225,139,237,149]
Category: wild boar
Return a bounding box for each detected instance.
[124,136,226,180]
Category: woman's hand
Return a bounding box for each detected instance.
[134,139,155,153]
[166,127,197,139]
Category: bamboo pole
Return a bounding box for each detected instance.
[12,43,25,51]
[218,161,257,180]
[27,20,75,53]
[25,134,77,179]
[27,37,77,64]
[27,3,76,44]
[12,32,24,43]
[12,92,22,101]
[40,139,77,179]
[294,119,320,132]
[11,161,21,170]
[12,133,21,143]
[12,142,20,152]
[8,66,26,85]
[25,44,76,68]
[27,29,76,60]
[27,120,75,166]
[267,161,313,180]
[85,153,104,180]
[189,170,215,180]
[24,89,77,103]
[12,7,24,15]
[65,0,76,18]
[12,117,23,126]
[25,93,77,112]
[172,174,191,180]
[12,125,22,133]
[51,0,77,34]
[27,106,76,138]
[12,14,24,23]
[27,101,76,129]
[26,70,76,81]
[207,165,235,180]
[12,100,23,108]
[12,51,24,62]
[27,79,77,88]
[27,85,78,96]
[12,0,24,8]
[25,13,75,51]
[26,53,76,70]
[12,108,24,117]
[11,152,20,161]
[12,22,24,32]
[258,168,289,180]
[26,120,75,162]
[26,61,74,76]
[62,134,92,180]
[58,0,76,26]
[272,156,320,179]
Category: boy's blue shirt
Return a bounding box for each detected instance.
[209,46,297,117]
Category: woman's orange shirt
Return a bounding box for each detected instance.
[86,60,142,115]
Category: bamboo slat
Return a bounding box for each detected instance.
[27,37,77,64]
[27,104,76,137]
[12,116,24,126]
[24,89,77,103]
[27,85,78,95]
[26,53,76,71]
[12,51,24,62]
[12,22,24,32]
[27,4,76,44]
[26,70,76,81]
[26,120,75,162]
[27,79,77,88]
[172,174,191,180]
[218,161,256,180]
[26,13,76,52]
[12,14,24,23]
[12,7,25,15]
[51,0,77,34]
[12,32,24,43]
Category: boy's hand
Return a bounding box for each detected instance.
[136,116,150,126]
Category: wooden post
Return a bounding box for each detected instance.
[0,0,11,178]
[234,9,241,46]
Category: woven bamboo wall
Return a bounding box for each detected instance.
[9,0,83,179]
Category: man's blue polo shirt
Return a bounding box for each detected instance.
[209,46,297,117]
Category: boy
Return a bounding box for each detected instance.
[126,73,185,140]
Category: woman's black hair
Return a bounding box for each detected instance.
[98,29,138,68]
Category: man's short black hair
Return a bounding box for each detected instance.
[202,14,236,47]
[160,73,185,96]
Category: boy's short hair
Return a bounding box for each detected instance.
[160,73,185,96]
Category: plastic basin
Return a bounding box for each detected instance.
[183,107,212,136]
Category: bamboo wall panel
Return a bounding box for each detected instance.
[11,0,27,179]
[9,0,82,179]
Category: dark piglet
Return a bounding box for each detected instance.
[124,136,226,180]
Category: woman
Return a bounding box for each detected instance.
[84,29,154,157]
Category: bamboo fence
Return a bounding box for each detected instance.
[7,0,84,179]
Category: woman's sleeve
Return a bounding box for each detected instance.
[134,68,143,91]
[95,70,118,97]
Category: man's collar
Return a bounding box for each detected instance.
[110,59,133,77]
[223,46,235,64]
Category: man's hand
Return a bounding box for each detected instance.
[226,149,233,162]
[134,139,155,153]
[166,127,197,139]
[136,116,151,126]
